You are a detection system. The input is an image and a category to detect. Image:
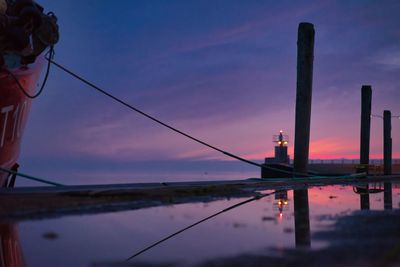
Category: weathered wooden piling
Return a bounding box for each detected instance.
[293,22,315,175]
[359,86,372,210]
[360,85,372,168]
[383,110,392,175]
[292,22,313,248]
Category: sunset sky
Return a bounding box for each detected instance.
[19,0,400,180]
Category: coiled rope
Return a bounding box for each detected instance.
[46,58,313,177]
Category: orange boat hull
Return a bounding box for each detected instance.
[0,60,43,186]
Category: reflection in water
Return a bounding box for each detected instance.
[0,224,25,267]
[15,183,400,266]
[274,191,289,220]
[291,182,394,249]
[293,189,310,247]
[384,182,393,210]
[360,187,370,210]
[354,183,394,210]
[353,184,370,210]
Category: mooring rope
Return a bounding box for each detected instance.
[126,190,279,261]
[46,58,313,177]
[372,114,400,119]
[6,46,55,99]
[0,166,64,186]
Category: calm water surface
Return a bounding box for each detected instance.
[8,178,400,267]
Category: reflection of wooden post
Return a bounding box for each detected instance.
[360,85,372,167]
[294,189,310,247]
[383,110,392,175]
[293,23,315,176]
[360,191,370,210]
[384,183,392,210]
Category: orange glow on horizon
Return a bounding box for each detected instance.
[240,137,400,161]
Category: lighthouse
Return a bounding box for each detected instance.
[261,130,291,178]
[265,130,290,164]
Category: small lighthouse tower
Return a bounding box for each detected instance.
[270,130,290,164]
[262,130,291,178]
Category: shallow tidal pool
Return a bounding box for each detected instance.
[7,182,400,266]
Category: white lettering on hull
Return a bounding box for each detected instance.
[0,101,28,148]
[1,105,13,147]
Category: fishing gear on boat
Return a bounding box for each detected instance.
[46,58,315,178]
[0,0,59,99]
[126,190,279,261]
[0,0,59,69]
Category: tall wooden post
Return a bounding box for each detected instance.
[293,22,313,248]
[383,110,392,175]
[381,111,392,209]
[360,85,372,166]
[293,22,315,175]
[358,86,372,209]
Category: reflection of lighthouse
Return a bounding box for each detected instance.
[274,191,289,219]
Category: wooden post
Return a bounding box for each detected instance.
[358,88,372,210]
[293,22,315,175]
[383,110,392,175]
[360,85,372,167]
[292,22,313,247]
